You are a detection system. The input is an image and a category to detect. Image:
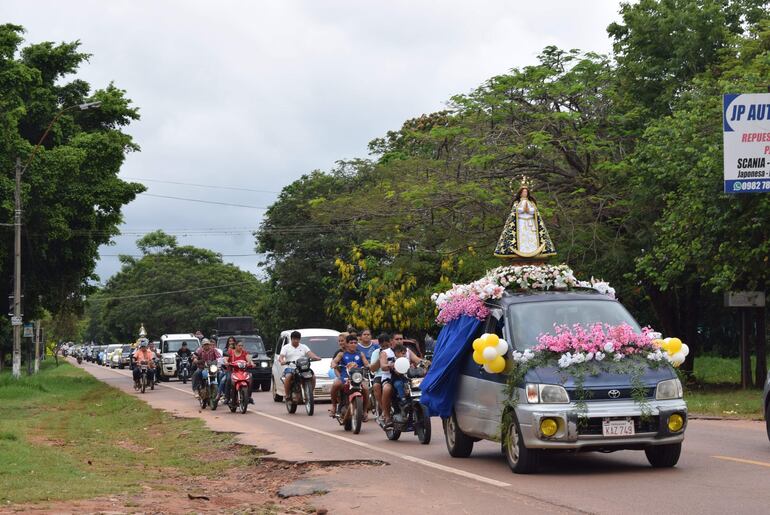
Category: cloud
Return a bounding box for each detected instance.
[4,0,620,280]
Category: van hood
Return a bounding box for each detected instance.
[524,363,676,388]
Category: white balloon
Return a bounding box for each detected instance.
[482,346,498,362]
[394,357,410,375]
[482,363,494,373]
[670,352,685,366]
[495,340,509,356]
[664,337,671,344]
[680,343,689,357]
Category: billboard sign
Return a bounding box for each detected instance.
[723,93,770,193]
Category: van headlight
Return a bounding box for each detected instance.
[655,378,683,400]
[163,357,175,364]
[260,361,269,368]
[526,384,569,404]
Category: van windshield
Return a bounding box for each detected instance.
[507,299,641,350]
[163,339,201,353]
[218,336,265,354]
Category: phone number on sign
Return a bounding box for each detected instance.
[733,181,770,191]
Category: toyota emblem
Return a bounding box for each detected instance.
[608,389,621,399]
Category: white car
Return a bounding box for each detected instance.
[158,333,201,381]
[105,344,123,368]
[271,328,340,402]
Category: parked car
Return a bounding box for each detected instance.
[217,335,271,392]
[158,334,200,381]
[271,328,340,402]
[117,344,133,369]
[442,290,688,474]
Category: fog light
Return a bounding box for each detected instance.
[540,418,558,437]
[667,413,684,432]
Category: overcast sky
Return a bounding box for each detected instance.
[4,0,621,282]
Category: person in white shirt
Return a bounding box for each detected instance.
[279,331,321,400]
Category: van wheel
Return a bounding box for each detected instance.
[503,413,540,474]
[272,379,283,402]
[443,411,473,457]
[645,443,681,468]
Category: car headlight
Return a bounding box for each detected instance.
[351,372,363,383]
[655,378,683,400]
[260,361,269,368]
[410,378,424,388]
[525,383,570,404]
[209,364,218,374]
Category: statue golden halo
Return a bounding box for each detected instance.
[509,175,533,193]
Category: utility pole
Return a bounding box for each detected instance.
[12,157,22,379]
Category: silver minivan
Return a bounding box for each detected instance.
[443,290,688,473]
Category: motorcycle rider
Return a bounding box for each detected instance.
[220,339,254,404]
[279,331,321,401]
[330,334,370,418]
[177,341,192,359]
[356,328,379,363]
[191,338,221,396]
[132,339,156,387]
[379,343,423,428]
[369,333,391,420]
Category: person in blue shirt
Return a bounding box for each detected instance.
[330,334,370,419]
[356,328,379,363]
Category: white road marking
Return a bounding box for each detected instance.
[89,362,511,488]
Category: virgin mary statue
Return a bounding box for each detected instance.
[494,177,556,259]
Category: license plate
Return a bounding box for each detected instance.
[321,384,331,393]
[602,418,635,437]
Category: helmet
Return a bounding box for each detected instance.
[139,338,149,347]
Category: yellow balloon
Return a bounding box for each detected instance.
[472,338,483,351]
[482,333,500,348]
[488,356,506,373]
[472,350,485,365]
[652,339,665,349]
[667,338,682,355]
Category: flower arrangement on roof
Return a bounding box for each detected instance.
[431,264,616,325]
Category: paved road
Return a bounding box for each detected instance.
[79,361,770,514]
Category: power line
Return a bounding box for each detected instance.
[141,193,268,209]
[124,176,280,194]
[87,281,255,302]
[99,253,260,257]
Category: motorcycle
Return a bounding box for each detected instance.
[334,365,366,434]
[134,361,154,394]
[365,368,378,417]
[379,362,431,444]
[197,361,220,410]
[76,351,83,365]
[227,361,252,414]
[284,357,315,415]
[178,356,191,384]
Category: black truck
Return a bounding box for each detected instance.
[215,317,271,392]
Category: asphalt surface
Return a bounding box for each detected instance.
[78,360,770,514]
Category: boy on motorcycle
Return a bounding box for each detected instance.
[279,331,321,401]
[330,334,370,418]
[380,343,424,428]
[132,339,156,387]
[369,333,391,420]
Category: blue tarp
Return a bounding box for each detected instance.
[420,315,482,418]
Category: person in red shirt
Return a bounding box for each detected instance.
[220,340,254,403]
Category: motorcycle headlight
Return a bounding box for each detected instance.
[655,378,683,400]
[351,372,363,383]
[410,378,424,388]
[209,364,218,374]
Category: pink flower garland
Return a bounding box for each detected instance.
[435,294,490,325]
[535,323,655,356]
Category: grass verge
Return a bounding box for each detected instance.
[685,356,767,419]
[0,361,247,505]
